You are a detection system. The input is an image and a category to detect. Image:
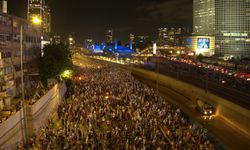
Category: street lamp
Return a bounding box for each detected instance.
[31,16,42,25]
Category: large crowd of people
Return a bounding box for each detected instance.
[35,61,214,149]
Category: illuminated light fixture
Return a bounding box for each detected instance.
[69,37,73,41]
[31,16,42,25]
[187,52,195,56]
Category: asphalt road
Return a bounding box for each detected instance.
[74,55,250,150]
[138,62,250,110]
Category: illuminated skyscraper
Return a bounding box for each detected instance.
[215,0,250,58]
[106,30,113,44]
[43,5,51,33]
[193,0,215,35]
[193,0,250,58]
[28,0,43,24]
[28,0,51,34]
[158,28,168,46]
[0,0,7,13]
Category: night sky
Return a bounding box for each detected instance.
[8,0,193,43]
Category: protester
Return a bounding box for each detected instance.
[36,61,214,150]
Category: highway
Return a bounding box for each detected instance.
[74,55,250,150]
[138,62,250,110]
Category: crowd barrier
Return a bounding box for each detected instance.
[0,82,67,150]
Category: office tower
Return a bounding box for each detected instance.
[85,39,94,49]
[106,30,113,44]
[28,0,51,34]
[69,33,76,48]
[43,5,51,33]
[129,33,135,49]
[129,33,135,44]
[0,0,7,13]
[193,0,215,35]
[193,0,250,58]
[28,0,43,23]
[215,0,250,58]
[158,28,168,46]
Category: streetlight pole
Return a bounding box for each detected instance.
[19,16,41,149]
[20,24,28,148]
[156,54,159,96]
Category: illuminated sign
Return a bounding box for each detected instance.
[197,38,210,49]
[153,43,157,54]
[223,33,248,37]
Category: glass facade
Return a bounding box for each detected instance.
[193,0,215,35]
[215,0,250,58]
[194,0,250,58]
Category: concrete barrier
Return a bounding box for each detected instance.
[128,66,250,137]
[0,83,67,150]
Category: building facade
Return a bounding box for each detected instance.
[158,27,188,47]
[193,0,215,35]
[0,0,7,14]
[28,0,51,34]
[215,0,250,58]
[186,36,215,56]
[106,30,113,44]
[0,12,41,107]
[193,0,250,58]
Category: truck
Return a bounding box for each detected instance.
[196,99,214,119]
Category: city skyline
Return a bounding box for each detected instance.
[8,0,193,42]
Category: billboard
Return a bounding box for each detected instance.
[197,38,210,49]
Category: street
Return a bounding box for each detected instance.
[74,55,250,150]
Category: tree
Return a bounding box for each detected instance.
[196,54,204,62]
[38,43,73,85]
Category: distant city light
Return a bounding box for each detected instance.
[153,43,157,54]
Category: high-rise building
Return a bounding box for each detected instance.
[51,35,62,44]
[43,5,51,33]
[215,0,250,58]
[0,0,7,13]
[193,0,215,35]
[69,33,76,48]
[129,33,135,49]
[28,0,43,24]
[28,0,51,34]
[106,30,113,44]
[129,33,135,44]
[193,0,250,58]
[85,39,94,49]
[158,28,168,46]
